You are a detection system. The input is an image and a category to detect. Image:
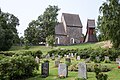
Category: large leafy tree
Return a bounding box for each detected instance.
[97,0,120,48]
[24,5,60,44]
[0,9,19,51]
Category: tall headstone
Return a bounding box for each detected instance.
[41,61,49,78]
[58,63,68,77]
[78,62,87,79]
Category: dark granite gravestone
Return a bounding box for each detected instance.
[41,61,49,78]
[65,58,71,66]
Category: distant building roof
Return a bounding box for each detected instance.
[62,13,82,27]
[55,22,66,35]
[87,19,95,28]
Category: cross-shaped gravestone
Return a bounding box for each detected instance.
[78,62,87,79]
[58,63,68,77]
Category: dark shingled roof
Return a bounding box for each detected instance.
[55,23,66,35]
[62,13,82,27]
[87,19,95,28]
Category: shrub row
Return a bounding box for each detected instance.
[0,50,43,58]
[68,63,112,72]
[0,55,39,80]
[48,48,120,61]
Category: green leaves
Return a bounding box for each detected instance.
[97,0,120,48]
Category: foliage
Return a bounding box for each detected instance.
[97,0,120,48]
[0,55,38,80]
[94,64,108,80]
[0,9,19,51]
[46,35,55,48]
[24,5,60,44]
[15,50,43,58]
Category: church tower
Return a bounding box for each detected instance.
[84,19,97,43]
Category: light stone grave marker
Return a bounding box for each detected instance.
[71,53,74,57]
[58,63,68,77]
[78,62,87,79]
[35,56,40,63]
[77,56,80,60]
[116,58,120,63]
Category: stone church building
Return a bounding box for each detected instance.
[55,13,83,45]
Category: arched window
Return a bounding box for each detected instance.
[55,37,59,44]
[70,38,74,44]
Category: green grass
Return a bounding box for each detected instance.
[26,58,120,80]
[4,43,120,80]
[9,43,99,54]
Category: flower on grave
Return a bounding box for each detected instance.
[118,66,120,69]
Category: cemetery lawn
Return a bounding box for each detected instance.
[26,58,120,80]
[9,43,98,54]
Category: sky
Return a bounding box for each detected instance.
[0,0,105,37]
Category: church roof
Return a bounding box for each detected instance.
[87,19,95,28]
[55,22,66,35]
[62,13,82,27]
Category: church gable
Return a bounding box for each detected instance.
[62,13,83,27]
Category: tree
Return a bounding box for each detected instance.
[24,5,60,45]
[97,0,120,48]
[0,9,19,51]
[46,35,55,48]
[24,20,39,45]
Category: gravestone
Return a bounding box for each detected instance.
[35,56,40,63]
[78,62,87,79]
[77,56,80,60]
[116,58,120,63]
[105,56,110,61]
[95,56,100,62]
[65,58,71,66]
[55,60,60,67]
[46,54,50,59]
[66,55,69,58]
[51,55,55,60]
[58,63,68,77]
[41,61,49,78]
[85,58,90,63]
[71,53,74,57]
[64,54,67,57]
[58,55,61,60]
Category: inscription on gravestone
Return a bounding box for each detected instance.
[58,63,68,77]
[41,61,49,78]
[78,62,87,79]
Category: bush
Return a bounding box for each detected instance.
[15,50,43,58]
[0,55,38,80]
